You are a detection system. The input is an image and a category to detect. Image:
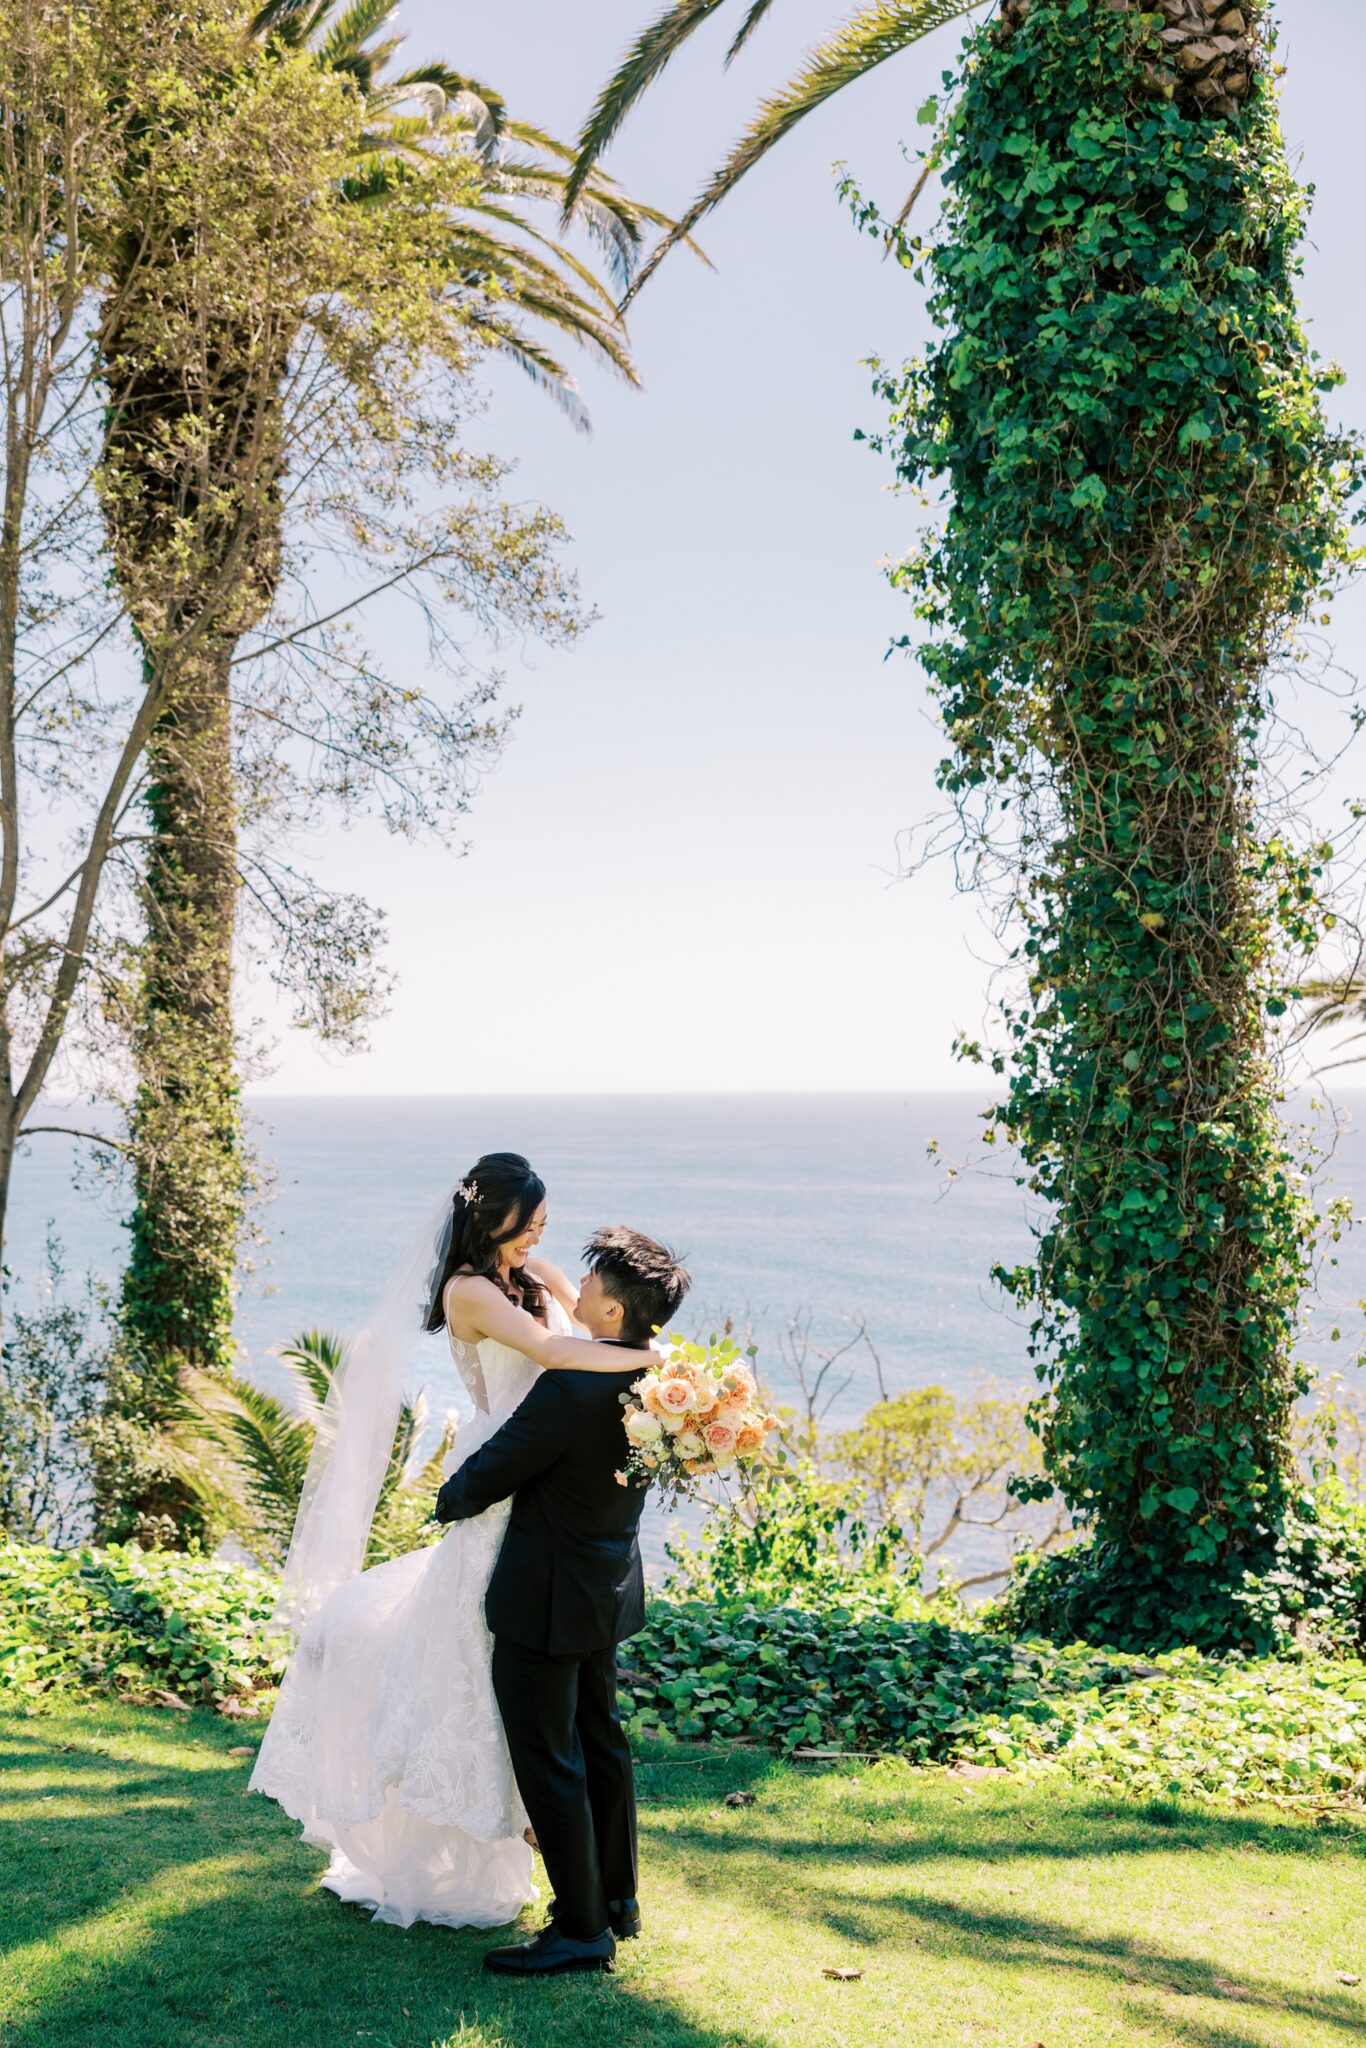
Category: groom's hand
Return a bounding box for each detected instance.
[433,1478,460,1524]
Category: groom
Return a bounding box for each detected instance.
[434,1225,691,1976]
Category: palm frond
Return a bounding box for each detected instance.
[624,0,984,302]
[197,1373,317,1564]
[408,1412,459,1497]
[726,0,783,62]
[570,190,647,295]
[248,0,317,40]
[374,1386,428,1521]
[565,0,733,216]
[271,1328,346,1413]
[246,0,662,415]
[315,0,399,68]
[471,202,623,314]
[367,1410,458,1563]
[471,316,592,432]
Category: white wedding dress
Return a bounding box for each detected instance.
[249,1308,566,1928]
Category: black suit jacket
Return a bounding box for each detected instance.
[434,1356,648,1657]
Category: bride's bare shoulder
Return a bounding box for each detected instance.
[442,1269,500,1333]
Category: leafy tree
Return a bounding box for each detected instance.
[866,0,1359,1649]
[100,0,676,1401]
[0,0,272,1307]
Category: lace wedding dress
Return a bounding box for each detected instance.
[249,1310,563,1928]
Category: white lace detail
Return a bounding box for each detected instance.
[249,1305,565,1929]
[450,1335,490,1415]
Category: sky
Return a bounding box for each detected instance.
[244,0,1366,1096]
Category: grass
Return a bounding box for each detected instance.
[1,1698,1365,2048]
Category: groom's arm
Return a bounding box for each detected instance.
[434,1373,570,1524]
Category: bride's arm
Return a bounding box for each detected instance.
[445,1275,655,1373]
[525,1255,579,1322]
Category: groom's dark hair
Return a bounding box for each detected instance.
[583,1227,691,1346]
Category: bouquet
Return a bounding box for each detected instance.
[617,1335,780,1505]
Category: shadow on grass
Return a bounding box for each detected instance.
[0,1712,766,2048]
[640,1763,1366,2048]
[4,1710,1363,2048]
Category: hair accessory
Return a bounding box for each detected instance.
[455,1178,477,1204]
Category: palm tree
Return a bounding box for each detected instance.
[566,0,1259,297]
[100,0,682,1434]
[193,1328,456,1566]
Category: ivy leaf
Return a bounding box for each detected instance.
[1166,186,1189,212]
[1164,1488,1201,1516]
[917,95,939,128]
[1069,475,1108,513]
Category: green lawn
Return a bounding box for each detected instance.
[2,1699,1364,2048]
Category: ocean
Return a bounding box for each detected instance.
[12,1091,1366,1582]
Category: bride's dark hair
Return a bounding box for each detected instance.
[424,1151,549,1333]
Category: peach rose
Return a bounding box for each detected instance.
[638,1377,668,1419]
[704,1420,737,1455]
[656,1377,696,1416]
[693,1403,721,1429]
[719,1366,756,1408]
[735,1423,766,1453]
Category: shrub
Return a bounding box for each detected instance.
[663,1458,946,1620]
[4,1539,1364,1807]
[0,1239,110,1545]
[0,1538,287,1709]
[621,1599,1366,1806]
[993,1488,1366,1658]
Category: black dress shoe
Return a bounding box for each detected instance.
[483,1926,616,1976]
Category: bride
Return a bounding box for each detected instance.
[249,1151,657,1930]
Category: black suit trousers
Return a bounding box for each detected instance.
[491,1636,638,1941]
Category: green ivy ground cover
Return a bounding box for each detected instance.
[5,1541,1366,1810]
[2,1697,1363,2048]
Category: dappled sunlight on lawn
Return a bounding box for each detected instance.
[3,1702,1364,2048]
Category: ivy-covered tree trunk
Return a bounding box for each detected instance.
[120,637,242,1377]
[879,0,1358,1648]
[96,195,289,1539]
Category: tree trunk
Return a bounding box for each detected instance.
[98,246,289,1367]
[881,0,1355,1649]
[119,637,241,1375]
[0,1108,13,1343]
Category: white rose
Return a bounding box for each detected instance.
[660,1410,689,1435]
[675,1432,705,1459]
[624,1408,664,1446]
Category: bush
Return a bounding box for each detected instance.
[0,1239,110,1545]
[993,1490,1366,1659]
[663,1459,947,1621]
[0,1538,287,1709]
[621,1600,1366,1806]
[6,1538,1364,1809]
